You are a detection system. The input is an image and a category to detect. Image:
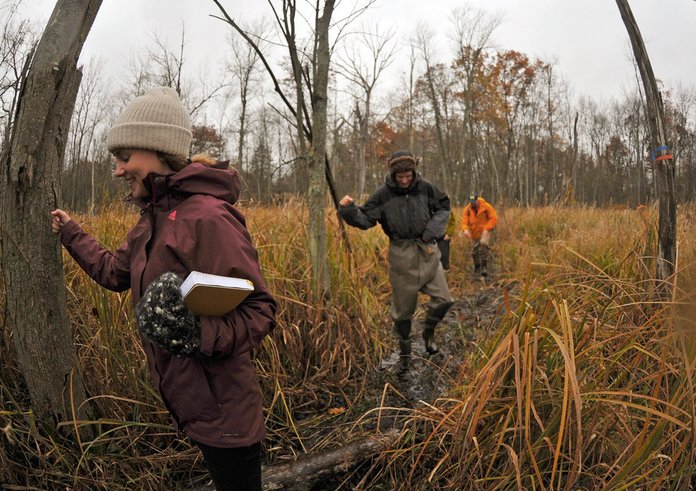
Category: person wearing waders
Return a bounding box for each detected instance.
[338,150,454,362]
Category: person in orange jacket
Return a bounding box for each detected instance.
[460,193,497,277]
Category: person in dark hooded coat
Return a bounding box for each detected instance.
[338,150,453,360]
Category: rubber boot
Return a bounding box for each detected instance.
[393,319,412,357]
[422,326,438,355]
[480,258,488,277]
[398,338,412,357]
[473,259,481,274]
[422,302,453,355]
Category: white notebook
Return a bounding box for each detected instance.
[180,271,254,316]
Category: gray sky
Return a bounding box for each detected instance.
[20,0,696,101]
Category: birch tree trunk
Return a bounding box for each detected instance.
[615,0,676,284]
[0,0,102,428]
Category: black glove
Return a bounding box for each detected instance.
[135,272,200,357]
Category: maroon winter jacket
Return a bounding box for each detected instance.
[60,162,277,448]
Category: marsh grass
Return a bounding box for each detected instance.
[1,199,395,488]
[357,203,696,490]
[1,201,695,489]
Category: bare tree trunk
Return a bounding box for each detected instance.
[213,0,351,257]
[355,102,367,195]
[419,37,449,192]
[226,20,263,172]
[615,0,676,283]
[569,111,579,203]
[0,0,102,430]
[544,65,557,201]
[336,23,395,196]
[406,45,416,150]
[451,6,501,204]
[238,92,248,170]
[307,0,334,296]
[358,92,370,196]
[277,0,309,179]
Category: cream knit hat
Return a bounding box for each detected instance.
[107,87,192,158]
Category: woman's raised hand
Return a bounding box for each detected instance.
[50,209,72,235]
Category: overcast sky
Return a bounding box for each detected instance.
[19,0,696,102]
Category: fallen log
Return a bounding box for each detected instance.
[262,429,401,490]
[186,429,401,491]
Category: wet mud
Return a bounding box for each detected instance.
[301,273,514,490]
[370,270,512,427]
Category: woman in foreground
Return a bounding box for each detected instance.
[51,86,276,491]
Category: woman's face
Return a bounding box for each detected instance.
[112,149,172,198]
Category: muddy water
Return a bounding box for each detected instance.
[371,273,512,427]
[265,274,516,491]
[297,277,515,490]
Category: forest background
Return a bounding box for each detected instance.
[4,0,696,209]
[2,0,696,489]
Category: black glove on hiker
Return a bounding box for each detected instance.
[135,272,200,357]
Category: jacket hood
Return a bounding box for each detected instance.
[131,161,240,208]
[169,161,240,204]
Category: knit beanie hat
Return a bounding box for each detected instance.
[107,87,192,159]
[388,150,418,174]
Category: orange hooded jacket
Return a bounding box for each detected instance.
[460,197,497,240]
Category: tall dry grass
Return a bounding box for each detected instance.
[1,201,695,489]
[358,203,696,490]
[1,199,393,489]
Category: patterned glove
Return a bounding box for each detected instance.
[135,272,200,357]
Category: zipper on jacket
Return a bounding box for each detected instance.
[138,203,155,296]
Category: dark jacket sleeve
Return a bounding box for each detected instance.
[422,182,451,243]
[178,204,277,359]
[338,189,384,230]
[60,220,132,292]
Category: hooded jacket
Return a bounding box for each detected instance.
[339,172,450,242]
[59,161,277,448]
[460,197,497,240]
